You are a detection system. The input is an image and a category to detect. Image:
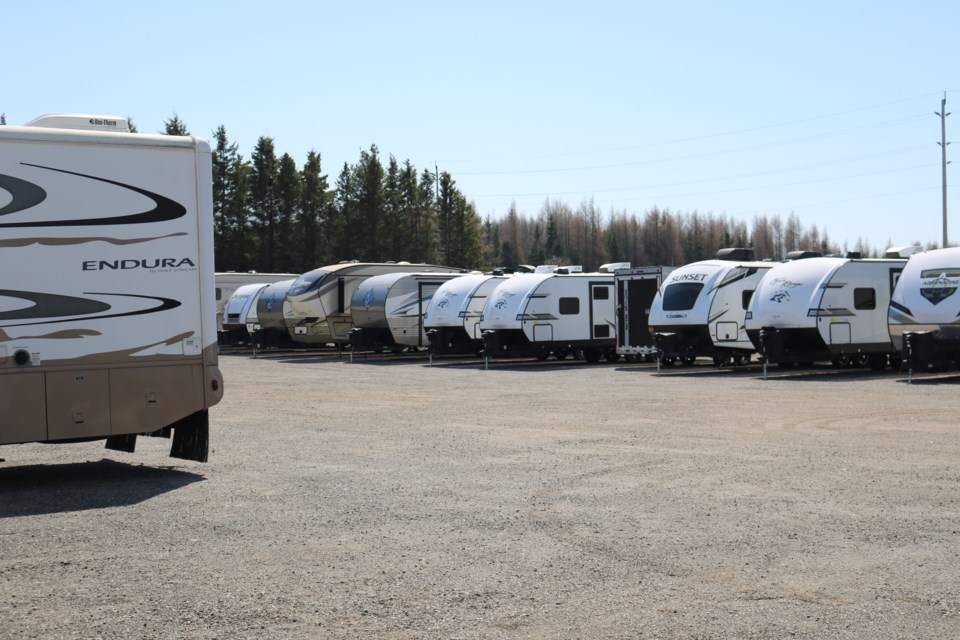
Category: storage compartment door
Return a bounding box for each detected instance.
[0,372,47,444]
[46,370,111,441]
[829,322,851,344]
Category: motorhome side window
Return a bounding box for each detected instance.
[593,287,610,300]
[854,288,876,310]
[662,283,703,311]
[559,297,580,314]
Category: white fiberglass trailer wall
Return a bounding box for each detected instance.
[285,262,462,347]
[0,115,223,461]
[349,272,467,352]
[648,253,772,365]
[746,256,905,369]
[479,269,620,362]
[888,247,960,372]
[423,272,508,355]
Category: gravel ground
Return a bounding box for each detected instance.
[1,353,959,639]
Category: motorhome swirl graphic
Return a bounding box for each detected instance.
[0,114,222,461]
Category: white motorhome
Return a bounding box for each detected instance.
[349,271,468,352]
[888,246,960,372]
[648,249,773,366]
[220,282,270,345]
[613,265,675,361]
[215,271,298,331]
[284,262,462,347]
[423,272,510,356]
[479,265,622,362]
[0,114,223,461]
[746,254,906,369]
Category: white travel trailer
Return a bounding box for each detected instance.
[746,254,906,369]
[648,249,773,365]
[349,272,468,352]
[888,246,960,372]
[215,271,298,331]
[220,282,270,345]
[479,265,623,362]
[423,272,510,356]
[285,262,462,347]
[251,278,297,347]
[0,114,223,461]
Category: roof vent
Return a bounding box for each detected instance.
[785,250,822,261]
[24,114,129,132]
[884,245,922,259]
[714,248,755,261]
[598,262,631,273]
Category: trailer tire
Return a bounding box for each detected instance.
[604,351,620,363]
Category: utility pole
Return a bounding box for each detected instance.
[935,93,950,247]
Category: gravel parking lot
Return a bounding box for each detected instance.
[1,353,959,639]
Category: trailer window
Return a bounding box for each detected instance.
[593,286,610,300]
[854,288,876,310]
[288,270,330,297]
[742,290,754,310]
[559,297,580,314]
[662,283,703,311]
[594,324,610,338]
[216,288,223,301]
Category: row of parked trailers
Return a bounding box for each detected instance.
[217,245,960,376]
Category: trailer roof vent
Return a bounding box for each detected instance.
[714,248,755,261]
[516,264,536,273]
[885,245,923,259]
[598,262,631,273]
[535,265,559,274]
[24,114,130,132]
[553,265,583,275]
[845,251,862,259]
[784,250,822,261]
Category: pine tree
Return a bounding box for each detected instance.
[298,150,330,269]
[250,137,281,271]
[162,113,189,136]
[276,153,301,271]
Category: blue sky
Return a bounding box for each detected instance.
[3,1,956,253]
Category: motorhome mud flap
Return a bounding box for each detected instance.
[169,410,209,462]
[105,433,137,453]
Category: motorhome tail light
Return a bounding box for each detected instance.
[211,379,220,392]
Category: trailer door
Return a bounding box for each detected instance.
[418,282,445,346]
[590,283,614,339]
[624,278,659,349]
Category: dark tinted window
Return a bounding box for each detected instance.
[742,290,754,310]
[854,288,876,310]
[559,297,580,314]
[287,270,330,297]
[593,286,610,300]
[594,324,610,338]
[662,283,703,311]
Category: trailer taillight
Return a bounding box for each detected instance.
[211,379,220,392]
